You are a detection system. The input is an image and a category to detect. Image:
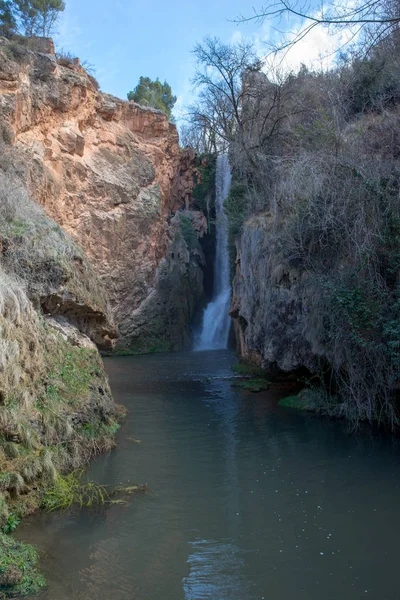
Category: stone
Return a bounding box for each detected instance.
[0,38,204,351]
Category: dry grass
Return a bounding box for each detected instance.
[0,166,119,525]
[0,265,119,520]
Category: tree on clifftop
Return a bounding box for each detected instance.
[0,1,17,37]
[127,77,177,119]
[0,0,65,38]
[16,0,65,37]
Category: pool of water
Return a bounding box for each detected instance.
[17,350,400,599]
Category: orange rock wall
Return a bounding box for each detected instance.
[0,38,203,350]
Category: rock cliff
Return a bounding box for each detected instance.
[0,36,205,352]
[230,215,319,373]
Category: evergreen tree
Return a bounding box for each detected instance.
[0,0,65,38]
[127,77,177,119]
[0,0,17,37]
[33,0,65,37]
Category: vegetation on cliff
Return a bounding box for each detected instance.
[0,0,65,38]
[127,76,177,119]
[187,20,400,429]
[0,151,119,594]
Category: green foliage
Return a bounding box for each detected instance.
[127,76,176,119]
[41,470,108,512]
[143,339,172,354]
[16,0,65,37]
[224,182,249,239]
[224,181,248,277]
[231,362,270,392]
[0,533,45,596]
[0,1,16,37]
[232,361,266,378]
[279,393,312,410]
[279,388,334,411]
[192,154,217,211]
[2,514,20,535]
[39,346,101,410]
[232,378,270,392]
[179,215,198,251]
[78,419,120,440]
[0,0,65,38]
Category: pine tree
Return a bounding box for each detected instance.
[0,0,66,38]
[0,0,17,38]
[127,77,177,119]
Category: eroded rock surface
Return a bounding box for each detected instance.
[0,37,204,351]
[230,217,320,373]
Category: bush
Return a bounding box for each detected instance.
[224,30,400,428]
[192,153,217,212]
[0,533,45,597]
[179,215,199,251]
[224,181,248,277]
[41,470,108,512]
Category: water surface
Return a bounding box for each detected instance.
[18,350,400,599]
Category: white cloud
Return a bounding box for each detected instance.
[235,3,360,75]
[260,22,360,74]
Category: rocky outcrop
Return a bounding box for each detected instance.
[0,37,204,352]
[230,216,320,373]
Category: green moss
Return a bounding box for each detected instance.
[193,153,217,211]
[232,378,270,393]
[107,338,173,356]
[0,533,45,597]
[179,215,199,252]
[232,361,266,378]
[38,343,102,410]
[231,362,270,392]
[279,390,318,411]
[224,181,248,278]
[78,419,120,440]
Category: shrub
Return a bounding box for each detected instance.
[41,470,108,512]
[179,215,199,251]
[0,534,45,597]
[224,31,400,428]
[192,153,217,212]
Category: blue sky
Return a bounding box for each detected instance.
[55,0,347,119]
[56,0,260,108]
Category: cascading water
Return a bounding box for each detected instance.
[195,154,232,351]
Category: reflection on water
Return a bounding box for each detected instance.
[183,539,255,600]
[16,350,400,600]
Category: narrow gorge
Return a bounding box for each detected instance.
[0,3,400,597]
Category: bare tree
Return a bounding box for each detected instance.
[180,121,216,153]
[236,0,400,56]
[187,37,261,151]
[185,35,301,181]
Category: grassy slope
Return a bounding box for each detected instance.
[0,160,119,595]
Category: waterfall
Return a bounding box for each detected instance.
[195,154,232,351]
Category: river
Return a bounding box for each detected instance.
[17,350,400,600]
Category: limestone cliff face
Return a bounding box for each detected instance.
[0,37,204,351]
[230,216,321,373]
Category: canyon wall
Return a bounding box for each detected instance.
[0,36,205,352]
[230,216,320,373]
